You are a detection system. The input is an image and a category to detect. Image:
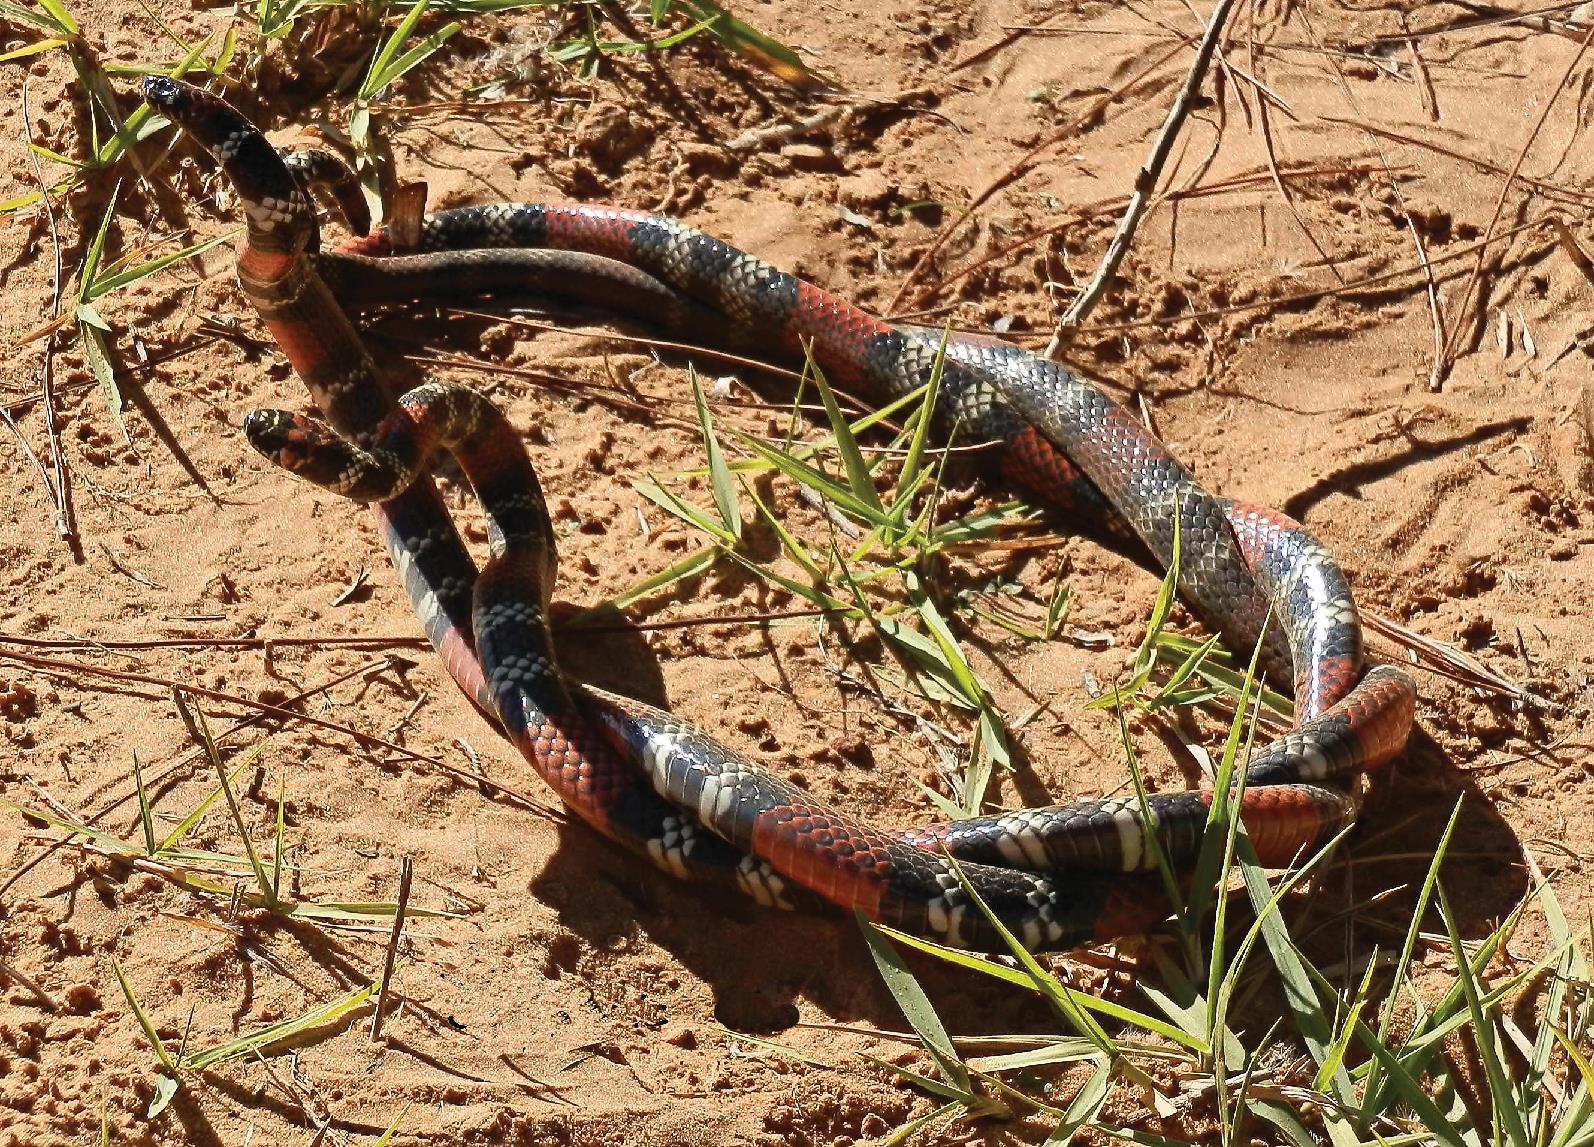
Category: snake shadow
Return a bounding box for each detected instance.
[342,266,1534,1039]
[530,605,1115,1038]
[525,603,1530,1044]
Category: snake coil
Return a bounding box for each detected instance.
[146,76,1416,952]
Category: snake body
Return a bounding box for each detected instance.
[145,77,1416,952]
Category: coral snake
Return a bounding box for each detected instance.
[144,77,1416,953]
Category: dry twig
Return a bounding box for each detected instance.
[1311,119,1594,209]
[0,954,63,1012]
[19,78,77,549]
[1402,212,1447,392]
[1046,0,1241,349]
[1436,25,1594,382]
[1364,612,1559,714]
[369,855,414,1042]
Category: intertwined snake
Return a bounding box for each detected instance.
[145,77,1416,952]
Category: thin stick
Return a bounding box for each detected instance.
[0,410,59,511]
[447,310,808,387]
[1048,0,1241,345]
[1361,0,1589,46]
[948,7,1063,72]
[1437,24,1594,376]
[887,36,1194,314]
[0,632,427,653]
[20,78,76,548]
[1402,212,1447,392]
[369,855,413,1042]
[0,954,62,1012]
[12,646,568,827]
[2,336,218,416]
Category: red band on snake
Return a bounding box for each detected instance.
[146,77,1417,952]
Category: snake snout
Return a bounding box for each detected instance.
[241,409,301,454]
[142,76,183,109]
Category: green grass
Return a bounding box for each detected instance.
[8,689,449,1126]
[626,351,1592,1145]
[113,957,381,1119]
[845,735,1588,1144]
[12,0,817,441]
[6,688,455,926]
[590,343,1038,816]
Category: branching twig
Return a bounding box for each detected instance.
[1046,0,1241,350]
[887,36,1195,314]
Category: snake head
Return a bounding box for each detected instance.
[243,409,402,502]
[243,408,319,468]
[143,77,316,258]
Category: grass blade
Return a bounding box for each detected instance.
[807,351,885,517]
[1437,882,1530,1147]
[689,367,742,541]
[111,958,175,1070]
[131,753,156,856]
[673,0,826,89]
[857,916,972,1096]
[1044,1056,1113,1144]
[185,979,379,1069]
[175,691,274,903]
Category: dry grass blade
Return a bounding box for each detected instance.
[1436,24,1594,378]
[671,0,827,90]
[1550,214,1594,284]
[369,855,414,1042]
[1363,611,1558,713]
[1403,210,1448,392]
[0,953,63,1012]
[19,76,76,548]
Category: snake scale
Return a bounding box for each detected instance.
[144,77,1416,953]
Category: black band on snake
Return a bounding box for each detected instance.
[146,76,1417,952]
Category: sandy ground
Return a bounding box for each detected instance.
[3,0,1594,1143]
